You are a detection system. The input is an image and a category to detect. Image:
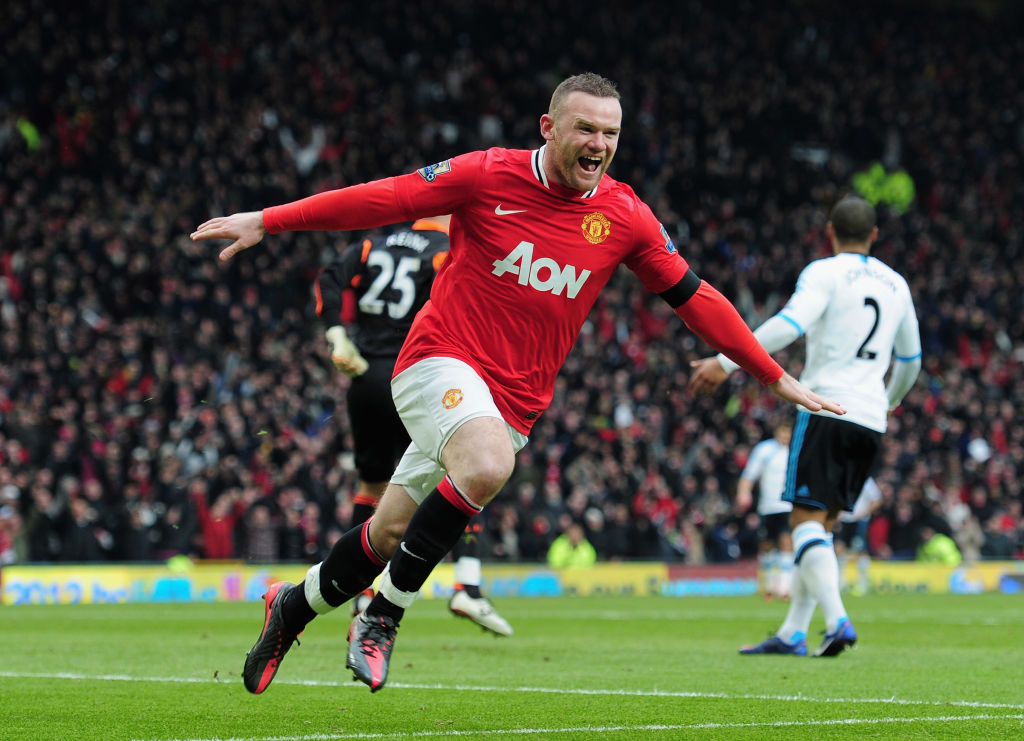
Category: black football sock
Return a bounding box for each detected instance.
[323,519,388,603]
[348,501,376,528]
[368,477,482,623]
[281,583,317,631]
[284,520,387,632]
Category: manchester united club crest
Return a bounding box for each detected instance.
[442,388,464,409]
[581,212,611,244]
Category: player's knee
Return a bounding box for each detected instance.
[441,418,517,505]
[452,454,514,505]
[368,513,410,560]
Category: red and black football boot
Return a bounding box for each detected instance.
[242,581,300,694]
[346,611,399,692]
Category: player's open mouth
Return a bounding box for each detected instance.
[578,156,602,173]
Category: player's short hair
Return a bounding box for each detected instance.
[829,196,876,243]
[549,73,620,120]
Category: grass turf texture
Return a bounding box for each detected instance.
[1,592,1022,740]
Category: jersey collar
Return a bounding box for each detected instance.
[532,145,599,199]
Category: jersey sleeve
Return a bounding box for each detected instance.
[886,288,922,409]
[892,289,922,361]
[264,178,411,234]
[741,441,770,482]
[676,281,784,385]
[392,150,486,219]
[776,260,833,333]
[716,314,801,374]
[264,151,485,234]
[622,201,690,292]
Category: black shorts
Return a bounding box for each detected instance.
[758,511,791,544]
[347,356,410,483]
[833,518,867,549]
[783,411,881,513]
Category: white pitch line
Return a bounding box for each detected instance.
[138,714,1024,741]
[3,670,1024,713]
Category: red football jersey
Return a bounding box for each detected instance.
[265,146,688,434]
[390,147,689,433]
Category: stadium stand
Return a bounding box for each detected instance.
[0,0,1021,565]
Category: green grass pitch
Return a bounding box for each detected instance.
[1,592,1022,740]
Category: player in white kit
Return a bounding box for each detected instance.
[690,195,921,657]
[736,421,794,600]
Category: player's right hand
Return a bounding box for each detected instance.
[769,372,846,416]
[190,211,267,262]
[325,325,368,377]
[687,357,729,394]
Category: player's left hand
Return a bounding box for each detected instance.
[687,357,729,394]
[769,372,846,416]
[325,325,368,376]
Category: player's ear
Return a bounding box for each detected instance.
[539,113,555,141]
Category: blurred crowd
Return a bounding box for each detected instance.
[1,0,1022,567]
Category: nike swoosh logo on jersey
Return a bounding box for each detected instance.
[494,204,527,215]
[399,541,427,561]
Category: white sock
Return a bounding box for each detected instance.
[303,562,337,615]
[759,550,777,594]
[777,561,815,644]
[775,550,794,598]
[793,521,847,634]
[454,556,482,588]
[378,564,419,609]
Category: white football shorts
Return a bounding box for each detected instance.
[389,356,528,503]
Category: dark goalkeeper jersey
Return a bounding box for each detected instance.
[315,219,449,358]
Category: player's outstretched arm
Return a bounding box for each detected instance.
[768,372,845,415]
[688,357,844,416]
[190,211,267,262]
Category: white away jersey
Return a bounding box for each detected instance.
[779,253,920,432]
[741,438,792,515]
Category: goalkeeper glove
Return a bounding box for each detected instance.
[325,325,368,377]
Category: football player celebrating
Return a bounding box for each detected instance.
[193,72,844,692]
